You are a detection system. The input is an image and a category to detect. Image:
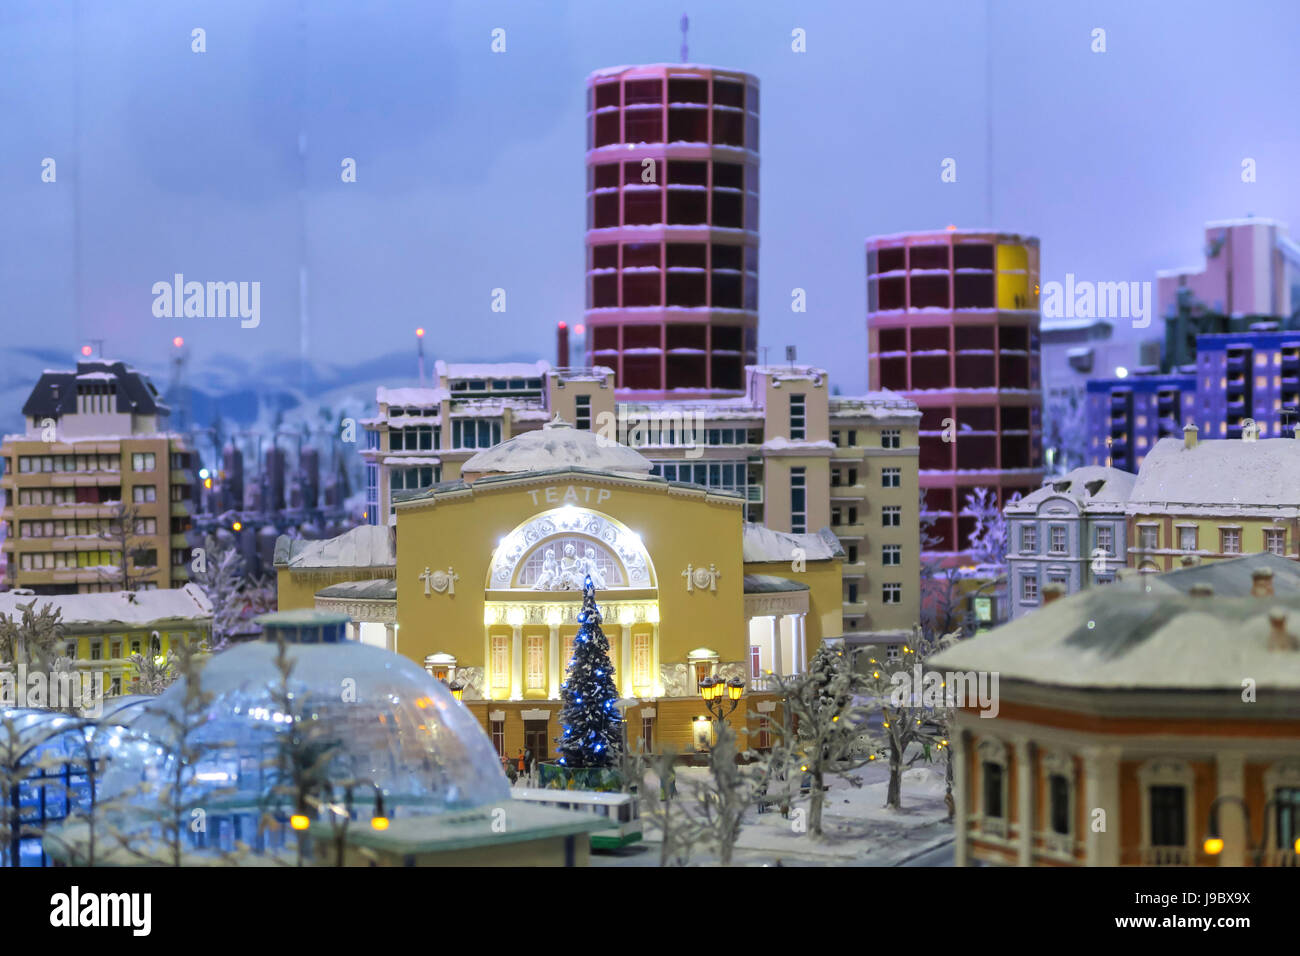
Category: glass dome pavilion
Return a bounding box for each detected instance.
[89,610,510,861]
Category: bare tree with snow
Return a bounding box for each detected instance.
[0,599,66,675]
[96,502,161,591]
[639,748,702,866]
[857,625,956,810]
[192,533,247,652]
[683,720,760,866]
[262,635,343,866]
[760,643,874,837]
[964,486,1018,570]
[129,649,178,695]
[1044,391,1088,474]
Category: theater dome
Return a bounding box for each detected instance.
[96,611,509,855]
[462,416,652,482]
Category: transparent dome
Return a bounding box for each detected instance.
[96,614,509,853]
[1,707,143,867]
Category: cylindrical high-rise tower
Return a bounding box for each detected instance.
[866,228,1044,557]
[584,64,759,398]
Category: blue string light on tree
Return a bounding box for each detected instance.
[556,575,621,769]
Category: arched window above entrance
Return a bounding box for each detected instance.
[515,537,625,589]
[488,507,655,591]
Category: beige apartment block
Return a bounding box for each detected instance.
[1,360,196,594]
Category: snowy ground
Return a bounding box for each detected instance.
[589,756,954,868]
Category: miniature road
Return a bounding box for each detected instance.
[591,836,955,867]
[895,837,955,866]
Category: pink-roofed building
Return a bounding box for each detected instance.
[1157,218,1297,321]
[584,63,760,399]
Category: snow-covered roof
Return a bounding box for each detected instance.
[1146,552,1300,597]
[742,524,843,563]
[1005,466,1136,515]
[461,417,652,480]
[376,386,450,407]
[1126,435,1300,516]
[587,63,754,80]
[743,574,809,594]
[1205,216,1288,229]
[435,360,550,380]
[828,391,921,420]
[761,437,836,452]
[382,457,441,467]
[865,227,1037,244]
[619,399,763,421]
[1040,317,1114,333]
[274,525,396,570]
[930,566,1300,692]
[315,579,398,601]
[0,583,212,628]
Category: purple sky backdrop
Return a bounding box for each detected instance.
[1,0,1297,393]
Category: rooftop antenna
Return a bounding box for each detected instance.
[680,13,689,63]
[416,327,426,383]
[761,346,769,366]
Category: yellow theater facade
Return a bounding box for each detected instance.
[279,418,844,759]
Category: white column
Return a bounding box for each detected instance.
[780,615,797,675]
[484,627,493,700]
[768,616,781,678]
[953,728,970,867]
[1084,746,1121,866]
[384,622,396,654]
[1216,753,1247,866]
[510,626,523,700]
[620,624,632,698]
[548,625,561,699]
[795,613,807,674]
[1015,737,1034,866]
[650,623,661,696]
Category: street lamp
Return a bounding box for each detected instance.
[699,675,745,722]
[1201,794,1300,865]
[448,680,465,702]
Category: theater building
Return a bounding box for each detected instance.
[361,360,919,652]
[281,418,844,759]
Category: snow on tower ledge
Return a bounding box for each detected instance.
[460,416,652,483]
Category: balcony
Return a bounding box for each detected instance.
[1261,849,1300,867]
[1141,846,1191,866]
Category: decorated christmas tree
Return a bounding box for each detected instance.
[556,576,621,769]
